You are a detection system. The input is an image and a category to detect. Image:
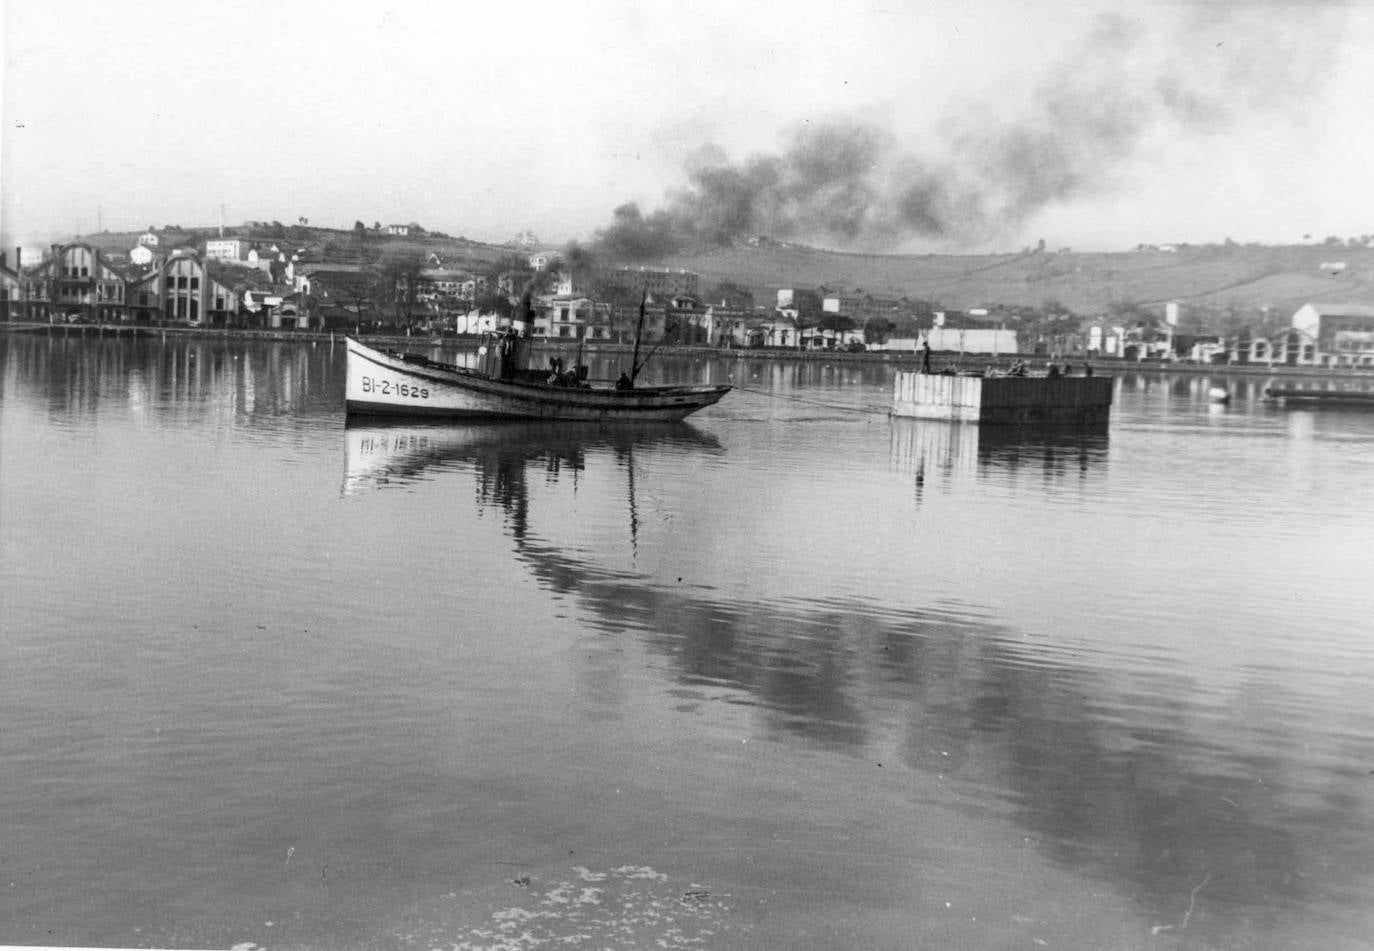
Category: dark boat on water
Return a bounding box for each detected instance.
[1264,385,1374,406]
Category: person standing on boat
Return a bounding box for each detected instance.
[499,327,519,380]
[921,338,932,374]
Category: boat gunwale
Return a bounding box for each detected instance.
[347,336,731,400]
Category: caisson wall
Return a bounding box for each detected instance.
[892,372,1113,425]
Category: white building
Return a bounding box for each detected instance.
[205,238,246,261]
[926,327,1020,354]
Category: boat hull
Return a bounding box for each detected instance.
[1265,386,1374,406]
[345,337,730,421]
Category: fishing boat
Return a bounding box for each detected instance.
[345,293,730,421]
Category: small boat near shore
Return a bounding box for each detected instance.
[1264,385,1374,406]
[1258,382,1374,404]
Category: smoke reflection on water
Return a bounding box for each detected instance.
[344,404,1374,947]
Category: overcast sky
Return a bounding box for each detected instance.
[3,0,1372,255]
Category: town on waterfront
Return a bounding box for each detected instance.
[5,223,1374,371]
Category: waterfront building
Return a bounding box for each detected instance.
[1227,326,1320,367]
[21,243,129,323]
[702,303,755,348]
[1,252,21,320]
[926,327,1020,355]
[296,264,374,329]
[125,253,242,326]
[534,295,613,341]
[750,315,799,348]
[1290,302,1374,367]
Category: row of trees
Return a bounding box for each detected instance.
[320,248,559,331]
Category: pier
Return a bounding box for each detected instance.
[892,371,1113,425]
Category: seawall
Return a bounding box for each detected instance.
[892,372,1114,425]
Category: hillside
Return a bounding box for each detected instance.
[67,225,1374,320]
[662,242,1374,319]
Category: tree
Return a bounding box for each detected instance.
[374,249,429,332]
[863,315,895,345]
[817,313,857,349]
[788,288,823,350]
[336,272,381,332]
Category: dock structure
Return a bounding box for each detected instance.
[892,372,1113,425]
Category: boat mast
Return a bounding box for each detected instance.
[629,286,648,383]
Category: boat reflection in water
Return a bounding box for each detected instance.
[342,419,723,497]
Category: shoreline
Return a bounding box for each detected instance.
[4,320,1371,379]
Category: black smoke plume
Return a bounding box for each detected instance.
[592,7,1348,259]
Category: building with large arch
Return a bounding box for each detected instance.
[21,243,128,323]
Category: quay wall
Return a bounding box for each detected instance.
[6,322,1374,381]
[893,372,1114,425]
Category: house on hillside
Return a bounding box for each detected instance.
[247,244,291,283]
[819,285,912,325]
[420,269,474,311]
[604,266,700,299]
[205,237,248,261]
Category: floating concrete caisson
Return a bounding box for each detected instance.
[892,372,1113,425]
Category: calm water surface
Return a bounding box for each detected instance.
[3,334,1374,950]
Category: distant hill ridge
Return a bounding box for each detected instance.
[67,226,1374,318]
